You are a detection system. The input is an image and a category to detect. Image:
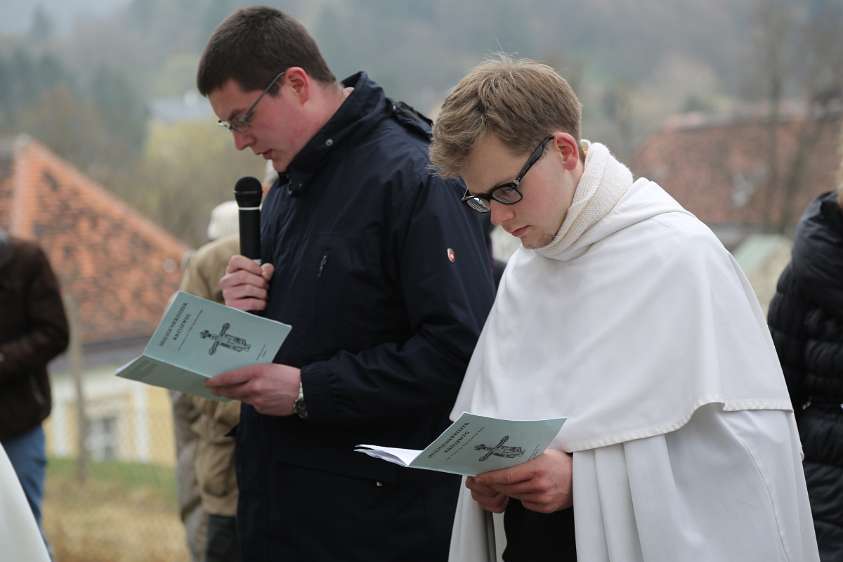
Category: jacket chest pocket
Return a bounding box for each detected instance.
[306,233,388,344]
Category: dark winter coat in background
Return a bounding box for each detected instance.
[768,191,843,562]
[0,234,69,441]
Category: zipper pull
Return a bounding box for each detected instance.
[317,254,328,278]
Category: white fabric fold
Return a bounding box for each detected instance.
[572,405,817,562]
[0,445,51,562]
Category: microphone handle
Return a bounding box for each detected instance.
[238,207,261,263]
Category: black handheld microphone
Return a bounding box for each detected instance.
[234,176,263,263]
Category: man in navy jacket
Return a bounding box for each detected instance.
[197,7,495,561]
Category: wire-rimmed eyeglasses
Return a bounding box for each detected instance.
[217,70,286,133]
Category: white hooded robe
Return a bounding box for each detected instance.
[448,143,819,562]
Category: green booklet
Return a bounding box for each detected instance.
[116,291,292,401]
[355,413,566,476]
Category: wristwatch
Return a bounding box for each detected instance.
[293,382,308,419]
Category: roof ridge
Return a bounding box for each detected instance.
[4,135,189,345]
[15,138,188,254]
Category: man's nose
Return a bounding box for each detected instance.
[489,200,514,226]
[233,130,253,151]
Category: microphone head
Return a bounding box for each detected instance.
[234,176,263,207]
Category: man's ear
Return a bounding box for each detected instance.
[284,67,310,102]
[553,132,580,171]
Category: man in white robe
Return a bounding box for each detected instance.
[429,56,819,562]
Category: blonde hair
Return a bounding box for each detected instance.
[431,56,582,177]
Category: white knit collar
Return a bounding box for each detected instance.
[535,141,633,261]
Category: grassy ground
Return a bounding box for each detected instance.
[42,457,189,562]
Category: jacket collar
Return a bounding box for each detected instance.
[284,72,388,194]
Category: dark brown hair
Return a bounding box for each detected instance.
[197,6,335,96]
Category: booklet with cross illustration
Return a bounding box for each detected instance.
[355,413,566,476]
[116,291,292,401]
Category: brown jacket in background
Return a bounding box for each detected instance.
[180,234,240,516]
[0,234,69,440]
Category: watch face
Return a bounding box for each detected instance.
[294,397,308,419]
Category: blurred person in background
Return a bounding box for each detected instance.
[171,196,243,562]
[169,389,205,562]
[180,165,277,562]
[180,199,240,562]
[197,6,495,562]
[431,57,819,562]
[0,230,69,557]
[170,354,208,554]
[767,137,843,561]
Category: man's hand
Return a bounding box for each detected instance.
[465,476,509,513]
[219,255,274,312]
[472,449,573,514]
[206,363,300,416]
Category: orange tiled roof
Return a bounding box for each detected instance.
[631,111,842,227]
[0,136,189,344]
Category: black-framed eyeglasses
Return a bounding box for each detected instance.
[217,70,286,133]
[461,135,554,213]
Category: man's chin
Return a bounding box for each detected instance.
[521,234,553,250]
[270,158,289,173]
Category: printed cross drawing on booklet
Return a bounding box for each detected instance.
[355,413,566,476]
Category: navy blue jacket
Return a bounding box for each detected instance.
[236,73,495,561]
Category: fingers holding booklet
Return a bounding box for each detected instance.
[355,412,566,477]
[205,362,301,416]
[468,448,574,513]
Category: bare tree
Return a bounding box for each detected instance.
[776,1,843,230]
[752,0,843,232]
[753,0,792,230]
[63,296,89,484]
